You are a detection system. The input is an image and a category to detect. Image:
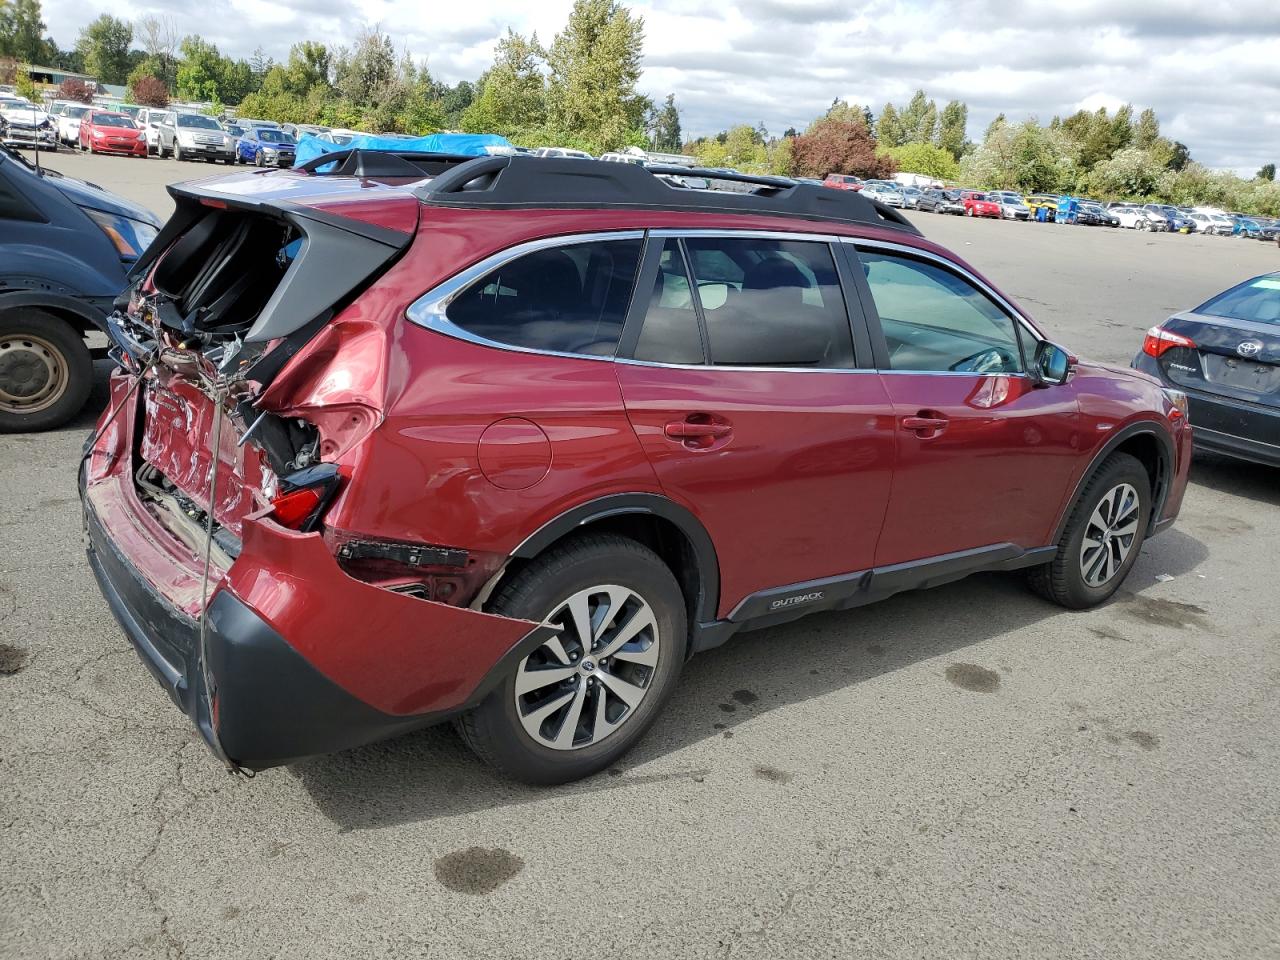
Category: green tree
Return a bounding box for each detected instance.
[984,112,1006,140]
[0,0,54,64]
[937,100,968,160]
[960,119,1065,192]
[884,142,959,181]
[822,98,869,129]
[898,89,936,144]
[693,123,768,171]
[875,102,904,147]
[176,35,226,101]
[544,0,648,151]
[461,29,546,137]
[282,40,331,97]
[75,14,132,84]
[1257,163,1276,182]
[1134,107,1160,149]
[334,27,396,107]
[651,93,681,151]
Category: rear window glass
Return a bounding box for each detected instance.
[1197,277,1280,326]
[446,239,643,356]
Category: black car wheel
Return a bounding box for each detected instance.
[457,534,687,784]
[1028,452,1151,609]
[0,309,93,433]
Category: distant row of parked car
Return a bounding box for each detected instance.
[821,173,1279,242]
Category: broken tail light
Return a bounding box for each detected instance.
[270,463,343,532]
[1142,326,1196,358]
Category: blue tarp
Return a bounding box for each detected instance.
[294,132,514,167]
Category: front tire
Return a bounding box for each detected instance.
[1028,453,1151,609]
[173,142,183,162]
[457,534,688,784]
[0,309,93,432]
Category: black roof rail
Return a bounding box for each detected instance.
[294,149,481,178]
[417,156,922,235]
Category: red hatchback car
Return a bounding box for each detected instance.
[961,190,1002,218]
[81,153,1191,783]
[78,110,147,156]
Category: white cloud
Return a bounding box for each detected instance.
[39,0,1280,173]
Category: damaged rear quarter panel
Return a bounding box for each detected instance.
[224,515,539,715]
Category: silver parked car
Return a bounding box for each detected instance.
[157,112,237,163]
[989,191,1031,220]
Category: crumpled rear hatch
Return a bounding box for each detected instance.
[100,171,419,567]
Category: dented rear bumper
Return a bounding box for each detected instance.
[80,382,551,770]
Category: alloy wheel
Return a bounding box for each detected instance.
[1079,482,1141,587]
[514,585,660,751]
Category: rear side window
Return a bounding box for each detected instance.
[446,238,643,356]
[633,236,854,368]
[858,250,1023,374]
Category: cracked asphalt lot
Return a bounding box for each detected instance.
[2,155,1279,959]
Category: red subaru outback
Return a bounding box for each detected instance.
[81,153,1192,783]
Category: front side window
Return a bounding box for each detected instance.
[445,238,643,356]
[858,249,1023,374]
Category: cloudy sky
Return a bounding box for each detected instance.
[41,0,1280,173]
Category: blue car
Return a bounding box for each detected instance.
[1232,217,1263,239]
[236,127,298,167]
[0,144,162,430]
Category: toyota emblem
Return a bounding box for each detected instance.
[1237,340,1263,358]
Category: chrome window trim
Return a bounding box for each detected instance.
[404,230,646,362]
[403,227,1045,380]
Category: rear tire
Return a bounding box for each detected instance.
[0,309,93,433]
[1028,453,1151,609]
[457,534,688,784]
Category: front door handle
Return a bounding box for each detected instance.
[901,414,949,438]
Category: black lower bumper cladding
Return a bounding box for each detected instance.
[83,503,431,770]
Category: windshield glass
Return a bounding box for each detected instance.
[94,114,136,128]
[259,130,296,144]
[176,114,221,129]
[66,106,88,118]
[225,125,244,136]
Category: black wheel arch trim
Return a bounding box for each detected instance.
[1052,419,1175,544]
[0,289,109,333]
[510,492,721,625]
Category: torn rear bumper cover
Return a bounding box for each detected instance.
[81,475,550,771]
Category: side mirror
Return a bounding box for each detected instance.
[1033,341,1073,386]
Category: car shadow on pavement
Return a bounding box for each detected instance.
[1189,452,1280,506]
[293,527,1208,830]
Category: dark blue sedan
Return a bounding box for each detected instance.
[236,127,298,167]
